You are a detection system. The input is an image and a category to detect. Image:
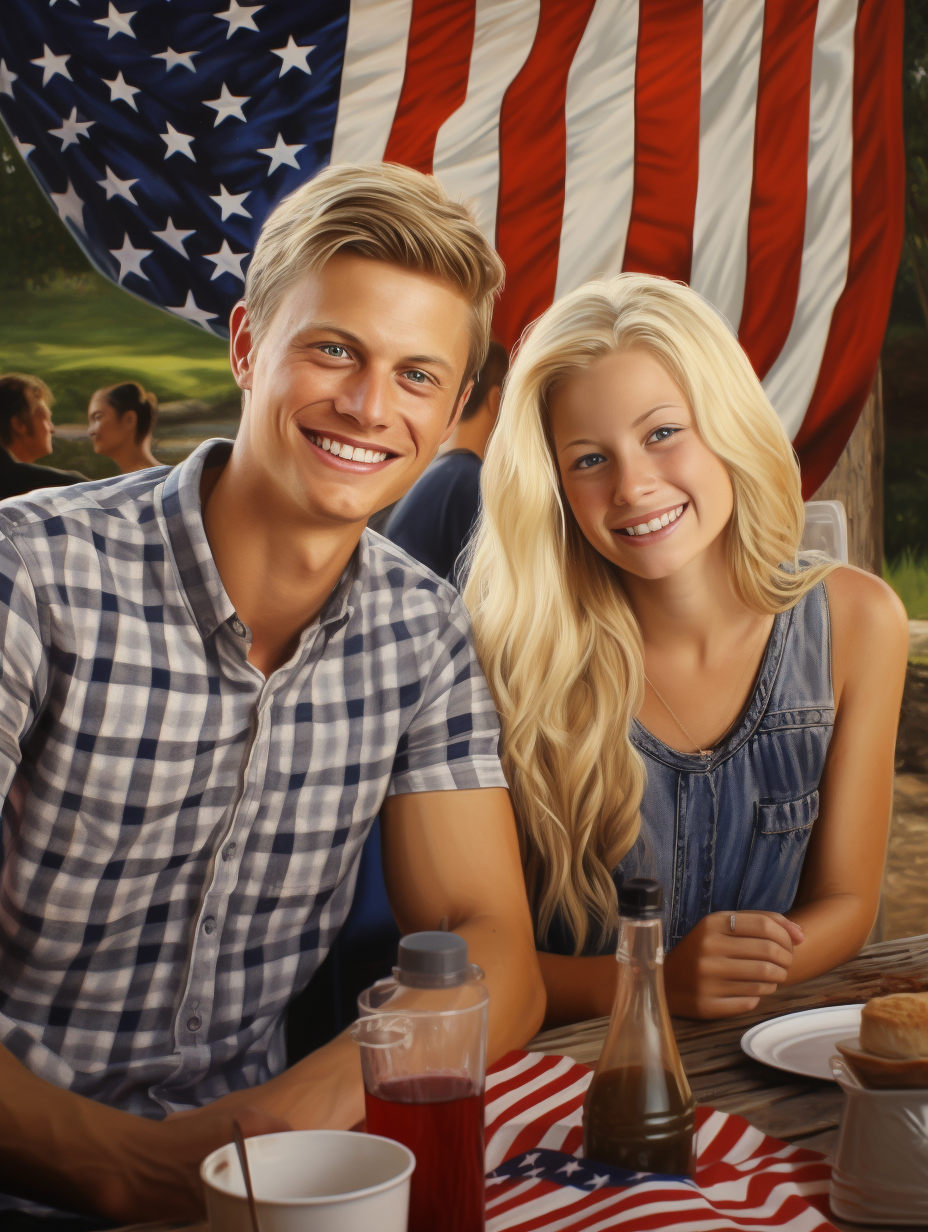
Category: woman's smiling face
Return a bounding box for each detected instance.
[548,347,734,581]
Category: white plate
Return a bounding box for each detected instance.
[741,1005,863,1081]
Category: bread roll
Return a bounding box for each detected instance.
[860,992,928,1059]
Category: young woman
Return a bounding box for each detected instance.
[87,381,160,473]
[465,275,907,1023]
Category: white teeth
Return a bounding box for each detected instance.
[330,441,342,456]
[634,523,650,535]
[667,509,676,522]
[308,432,389,464]
[322,437,331,450]
[660,513,670,526]
[648,518,663,532]
[364,450,374,464]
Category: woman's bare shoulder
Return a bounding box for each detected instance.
[824,565,908,696]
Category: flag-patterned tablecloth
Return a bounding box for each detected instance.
[484,1051,835,1232]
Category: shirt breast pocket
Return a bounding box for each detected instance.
[736,790,819,913]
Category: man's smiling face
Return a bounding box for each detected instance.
[230,251,474,527]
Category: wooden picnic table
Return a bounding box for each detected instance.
[527,932,928,1230]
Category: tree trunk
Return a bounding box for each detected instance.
[809,364,884,575]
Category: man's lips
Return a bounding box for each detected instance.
[299,427,398,471]
[611,502,688,543]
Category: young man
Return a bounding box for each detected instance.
[385,340,508,579]
[0,374,84,498]
[0,164,544,1225]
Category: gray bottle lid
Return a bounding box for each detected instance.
[396,931,469,988]
[619,877,664,919]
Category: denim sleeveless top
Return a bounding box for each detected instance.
[543,581,834,955]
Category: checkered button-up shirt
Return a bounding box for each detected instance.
[0,440,506,1118]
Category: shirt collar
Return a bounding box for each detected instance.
[158,438,364,642]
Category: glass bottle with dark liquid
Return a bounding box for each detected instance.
[583,878,695,1175]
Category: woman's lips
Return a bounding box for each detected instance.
[611,503,688,545]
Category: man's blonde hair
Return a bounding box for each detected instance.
[244,163,505,377]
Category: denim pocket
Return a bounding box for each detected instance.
[736,790,819,911]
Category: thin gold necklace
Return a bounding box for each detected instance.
[644,622,770,761]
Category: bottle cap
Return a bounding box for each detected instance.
[619,877,663,919]
[395,931,470,988]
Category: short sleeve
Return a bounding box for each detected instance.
[386,592,508,796]
[0,533,47,800]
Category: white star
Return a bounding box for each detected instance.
[110,234,151,283]
[915,65,927,85]
[49,106,94,150]
[13,137,35,160]
[0,59,17,98]
[203,83,249,126]
[270,35,314,77]
[50,181,85,233]
[161,122,195,161]
[31,45,72,88]
[153,47,198,72]
[97,164,139,204]
[202,239,248,282]
[49,0,80,5]
[103,70,141,111]
[209,183,252,220]
[94,3,137,39]
[521,1154,541,1167]
[169,291,218,330]
[215,0,264,38]
[258,132,305,174]
[584,1173,611,1190]
[152,217,195,255]
[557,1160,584,1177]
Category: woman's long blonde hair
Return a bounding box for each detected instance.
[464,274,835,954]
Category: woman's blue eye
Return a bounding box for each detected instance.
[647,427,678,444]
[574,453,607,470]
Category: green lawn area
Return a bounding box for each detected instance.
[885,551,928,622]
[0,274,239,424]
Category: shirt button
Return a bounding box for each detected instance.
[230,617,246,637]
[203,917,216,935]
[187,1015,201,1032]
[223,842,236,861]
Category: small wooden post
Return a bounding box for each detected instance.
[809,365,884,575]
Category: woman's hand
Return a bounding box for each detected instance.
[664,911,804,1019]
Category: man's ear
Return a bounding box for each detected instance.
[487,384,502,422]
[440,377,474,445]
[229,301,255,391]
[9,413,30,441]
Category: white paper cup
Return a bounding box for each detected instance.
[201,1129,415,1232]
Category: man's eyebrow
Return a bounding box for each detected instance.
[298,323,455,373]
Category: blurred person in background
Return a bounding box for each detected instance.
[384,340,508,580]
[0,374,84,499]
[87,381,161,473]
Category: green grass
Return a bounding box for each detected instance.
[884,551,928,621]
[0,274,239,423]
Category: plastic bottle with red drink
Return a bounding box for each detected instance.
[583,878,696,1175]
[352,932,488,1232]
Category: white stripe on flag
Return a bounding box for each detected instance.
[486,1050,544,1092]
[553,0,639,298]
[689,0,765,329]
[485,1070,593,1170]
[761,0,857,439]
[721,1122,766,1163]
[485,1055,576,1121]
[694,1108,729,1155]
[535,1099,584,1152]
[329,0,413,164]
[433,0,540,242]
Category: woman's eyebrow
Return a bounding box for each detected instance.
[631,401,687,428]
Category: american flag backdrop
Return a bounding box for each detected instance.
[0,0,904,492]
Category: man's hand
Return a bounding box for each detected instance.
[664,911,805,1019]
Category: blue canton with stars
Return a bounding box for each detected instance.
[0,0,350,335]
[490,1149,695,1190]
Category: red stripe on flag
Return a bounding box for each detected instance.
[793,0,905,494]
[493,0,599,351]
[738,0,818,380]
[621,0,704,282]
[383,0,477,173]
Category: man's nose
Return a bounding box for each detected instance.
[337,369,392,428]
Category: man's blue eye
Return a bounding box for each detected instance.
[320,344,347,358]
[575,453,606,470]
[404,369,428,384]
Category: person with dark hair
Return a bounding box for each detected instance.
[0,374,84,499]
[87,382,160,473]
[384,339,508,580]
